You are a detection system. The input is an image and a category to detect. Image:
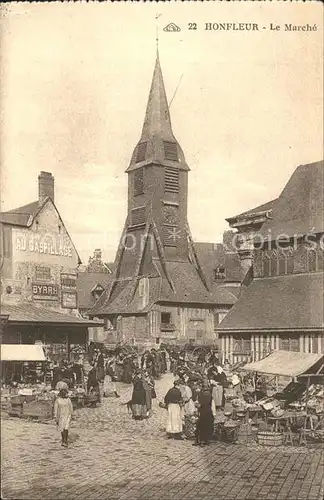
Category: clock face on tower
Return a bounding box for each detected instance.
[163,205,178,225]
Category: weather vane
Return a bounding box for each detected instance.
[155,13,162,50]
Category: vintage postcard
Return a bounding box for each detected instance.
[1,1,323,500]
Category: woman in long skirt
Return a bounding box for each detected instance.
[54,389,73,447]
[131,372,147,420]
[194,383,214,446]
[164,380,184,439]
[103,358,120,398]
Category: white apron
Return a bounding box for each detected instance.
[166,403,183,434]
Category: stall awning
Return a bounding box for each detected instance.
[1,303,103,327]
[242,350,324,377]
[1,344,46,362]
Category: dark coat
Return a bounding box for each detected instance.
[196,389,214,439]
[131,376,146,405]
[164,387,182,406]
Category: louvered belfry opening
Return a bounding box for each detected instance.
[164,166,179,194]
[163,141,178,162]
[134,168,144,196]
[131,206,146,226]
[136,142,147,163]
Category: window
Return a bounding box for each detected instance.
[155,337,160,345]
[131,206,146,226]
[308,250,317,272]
[61,274,76,288]
[163,141,178,162]
[35,266,51,281]
[164,167,179,193]
[161,312,171,324]
[214,266,226,280]
[214,311,227,329]
[233,337,251,354]
[134,168,144,196]
[136,142,147,163]
[91,284,105,298]
[279,335,299,352]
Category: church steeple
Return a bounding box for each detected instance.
[126,51,189,172]
[141,49,173,141]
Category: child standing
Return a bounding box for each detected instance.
[54,388,73,447]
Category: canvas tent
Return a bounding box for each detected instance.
[242,350,324,381]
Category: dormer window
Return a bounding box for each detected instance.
[136,142,147,163]
[214,266,226,280]
[163,141,178,162]
[91,283,105,301]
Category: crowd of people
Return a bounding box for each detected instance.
[163,350,234,445]
[51,342,243,447]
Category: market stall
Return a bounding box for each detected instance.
[239,350,324,446]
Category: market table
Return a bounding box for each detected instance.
[268,411,307,444]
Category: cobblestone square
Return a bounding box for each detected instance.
[2,375,323,500]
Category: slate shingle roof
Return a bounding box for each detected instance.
[226,199,277,223]
[76,272,114,310]
[217,273,324,331]
[0,201,40,227]
[1,303,103,326]
[261,160,324,240]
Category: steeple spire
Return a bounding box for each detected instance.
[126,52,189,172]
[140,50,174,142]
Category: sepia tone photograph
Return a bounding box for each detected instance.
[0,1,323,499]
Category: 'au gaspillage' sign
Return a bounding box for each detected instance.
[15,232,73,258]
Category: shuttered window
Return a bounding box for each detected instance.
[163,141,178,161]
[136,142,147,163]
[164,167,179,194]
[131,206,146,226]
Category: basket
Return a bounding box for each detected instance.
[257,431,284,446]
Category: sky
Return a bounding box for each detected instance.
[1,2,323,264]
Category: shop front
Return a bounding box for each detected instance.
[1,303,103,385]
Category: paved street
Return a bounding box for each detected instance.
[2,374,324,500]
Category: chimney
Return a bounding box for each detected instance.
[94,249,102,261]
[38,171,54,203]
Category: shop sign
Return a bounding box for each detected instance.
[61,273,76,288]
[15,233,73,258]
[62,291,77,309]
[32,283,59,297]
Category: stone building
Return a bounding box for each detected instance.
[0,171,101,367]
[89,52,247,347]
[217,160,324,363]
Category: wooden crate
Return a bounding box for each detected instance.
[23,400,53,419]
[257,431,284,446]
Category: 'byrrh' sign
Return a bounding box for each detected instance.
[32,283,59,297]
